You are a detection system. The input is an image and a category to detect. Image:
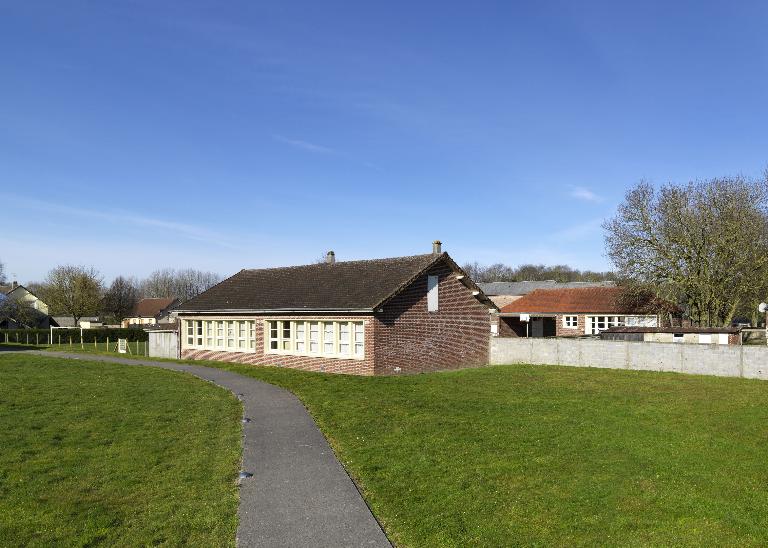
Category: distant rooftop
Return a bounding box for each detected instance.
[477,280,616,296]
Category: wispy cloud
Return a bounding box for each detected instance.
[568,185,603,203]
[2,194,239,249]
[273,135,335,154]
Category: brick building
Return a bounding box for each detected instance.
[122,298,180,328]
[175,242,496,375]
[498,286,659,338]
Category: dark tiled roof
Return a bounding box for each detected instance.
[501,287,635,314]
[178,254,447,312]
[132,298,179,318]
[478,280,616,296]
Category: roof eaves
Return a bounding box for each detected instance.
[175,308,375,315]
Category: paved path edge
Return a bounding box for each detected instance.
[3,350,392,548]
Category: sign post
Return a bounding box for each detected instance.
[118,338,128,354]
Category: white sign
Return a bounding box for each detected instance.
[118,338,128,354]
[520,314,530,322]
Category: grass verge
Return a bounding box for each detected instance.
[204,361,768,547]
[0,354,241,546]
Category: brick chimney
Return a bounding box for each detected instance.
[326,251,336,264]
[432,240,442,255]
[12,280,18,289]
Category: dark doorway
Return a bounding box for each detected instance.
[543,317,556,337]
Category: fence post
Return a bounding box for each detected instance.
[26,333,29,345]
[107,337,110,352]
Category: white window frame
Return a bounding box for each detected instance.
[265,319,365,360]
[585,315,625,335]
[184,319,256,353]
[562,315,578,328]
[427,275,439,312]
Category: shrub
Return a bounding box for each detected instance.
[0,327,149,345]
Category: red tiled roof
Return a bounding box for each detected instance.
[132,298,178,318]
[500,287,636,314]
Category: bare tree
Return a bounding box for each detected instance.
[604,176,768,326]
[102,276,140,323]
[0,296,44,328]
[460,262,615,283]
[39,265,104,324]
[140,268,221,302]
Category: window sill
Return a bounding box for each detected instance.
[185,346,256,354]
[265,349,365,361]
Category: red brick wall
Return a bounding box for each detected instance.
[372,261,491,374]
[555,314,586,337]
[180,315,376,375]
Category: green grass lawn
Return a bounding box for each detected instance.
[203,361,768,547]
[0,354,241,546]
[5,350,768,546]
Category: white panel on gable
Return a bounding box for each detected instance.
[427,275,439,312]
[718,333,729,345]
[625,315,658,327]
[698,334,712,344]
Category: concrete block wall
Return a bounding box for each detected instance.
[490,337,768,380]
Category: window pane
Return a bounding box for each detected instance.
[227,322,235,338]
[309,322,319,352]
[282,321,291,339]
[324,323,334,353]
[206,337,214,346]
[239,321,246,337]
[355,343,363,356]
[270,340,278,350]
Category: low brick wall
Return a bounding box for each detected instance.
[490,337,768,380]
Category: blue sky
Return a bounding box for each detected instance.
[2,1,768,283]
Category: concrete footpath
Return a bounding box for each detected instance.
[6,350,391,548]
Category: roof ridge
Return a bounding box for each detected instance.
[241,253,435,272]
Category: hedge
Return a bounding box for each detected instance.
[0,328,149,345]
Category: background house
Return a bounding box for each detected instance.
[478,280,616,309]
[52,316,100,328]
[1,282,50,315]
[122,298,180,328]
[176,241,496,375]
[498,286,658,338]
[0,282,57,329]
